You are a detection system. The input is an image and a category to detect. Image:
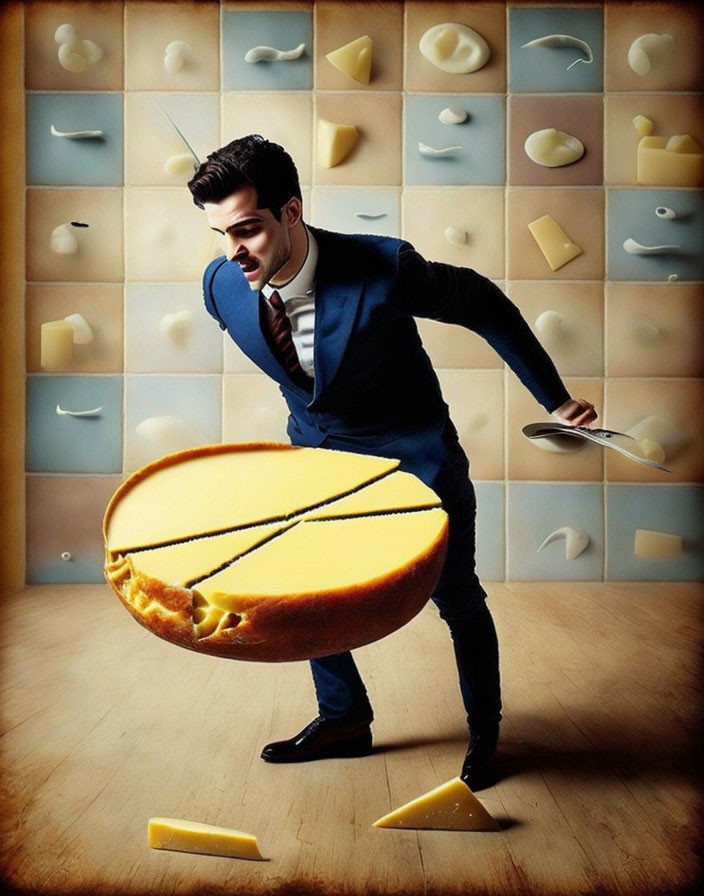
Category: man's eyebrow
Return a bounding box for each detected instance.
[212,215,264,234]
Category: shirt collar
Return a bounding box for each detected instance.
[264,226,318,303]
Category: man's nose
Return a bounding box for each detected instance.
[225,236,245,263]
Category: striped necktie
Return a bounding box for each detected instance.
[266,290,306,380]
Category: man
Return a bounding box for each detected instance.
[187,135,597,791]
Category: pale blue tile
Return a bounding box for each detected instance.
[606,485,704,581]
[509,6,603,93]
[222,9,313,91]
[508,483,604,581]
[26,93,123,186]
[311,187,401,237]
[475,482,505,582]
[607,189,704,282]
[26,376,123,473]
[405,95,505,186]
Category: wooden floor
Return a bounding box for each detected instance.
[1,582,702,896]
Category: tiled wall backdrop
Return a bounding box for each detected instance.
[23,0,704,585]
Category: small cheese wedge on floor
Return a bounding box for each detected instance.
[148,817,266,860]
[373,777,500,832]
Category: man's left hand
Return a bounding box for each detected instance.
[552,398,598,427]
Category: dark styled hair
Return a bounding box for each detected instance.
[187,135,302,220]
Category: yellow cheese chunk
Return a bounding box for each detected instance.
[634,528,683,559]
[527,214,583,271]
[106,444,398,552]
[40,320,74,370]
[326,35,373,84]
[632,114,655,138]
[637,135,704,186]
[201,510,447,606]
[103,443,448,662]
[148,817,265,860]
[317,118,359,168]
[373,777,500,832]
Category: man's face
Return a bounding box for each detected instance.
[204,184,301,292]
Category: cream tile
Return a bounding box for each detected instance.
[437,369,505,480]
[508,281,604,377]
[402,187,505,278]
[314,0,403,90]
[221,93,314,186]
[606,282,704,378]
[124,0,220,91]
[124,188,221,282]
[605,379,704,483]
[25,0,124,91]
[605,2,704,92]
[404,1,506,93]
[314,93,402,186]
[605,94,704,186]
[417,319,502,371]
[124,93,220,187]
[507,188,605,280]
[222,374,290,444]
[26,189,124,283]
[26,284,123,374]
[507,376,605,481]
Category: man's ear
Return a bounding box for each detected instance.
[283,196,303,227]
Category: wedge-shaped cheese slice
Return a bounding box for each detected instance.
[104,443,448,662]
[528,215,583,272]
[317,118,359,168]
[148,817,265,860]
[326,35,373,84]
[373,777,500,832]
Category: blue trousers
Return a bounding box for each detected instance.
[310,446,502,739]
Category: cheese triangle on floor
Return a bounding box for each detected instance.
[373,777,500,832]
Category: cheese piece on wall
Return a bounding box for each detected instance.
[527,215,583,271]
[104,443,448,662]
[634,528,683,559]
[317,118,360,168]
[637,134,704,186]
[373,777,500,832]
[326,35,373,84]
[148,817,266,860]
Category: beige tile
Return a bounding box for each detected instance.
[314,93,402,185]
[124,93,220,187]
[604,93,704,185]
[404,1,506,93]
[508,94,603,186]
[606,282,704,378]
[222,374,290,443]
[605,1,704,92]
[402,187,505,278]
[124,0,220,91]
[508,281,604,377]
[221,93,314,186]
[26,284,124,374]
[507,188,605,280]
[25,0,124,91]
[417,319,502,371]
[124,188,221,282]
[605,379,704,482]
[314,0,403,90]
[507,376,605,482]
[26,189,124,283]
[437,370,505,480]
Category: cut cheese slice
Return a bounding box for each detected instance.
[148,817,266,860]
[326,35,373,84]
[373,777,500,832]
[317,118,359,168]
[527,214,583,272]
[104,443,448,662]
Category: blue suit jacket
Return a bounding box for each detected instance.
[202,227,569,491]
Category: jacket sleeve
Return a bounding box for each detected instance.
[396,243,570,414]
[202,256,229,330]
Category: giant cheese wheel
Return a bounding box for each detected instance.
[103,443,448,662]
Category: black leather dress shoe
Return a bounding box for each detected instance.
[460,733,497,792]
[261,716,373,764]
